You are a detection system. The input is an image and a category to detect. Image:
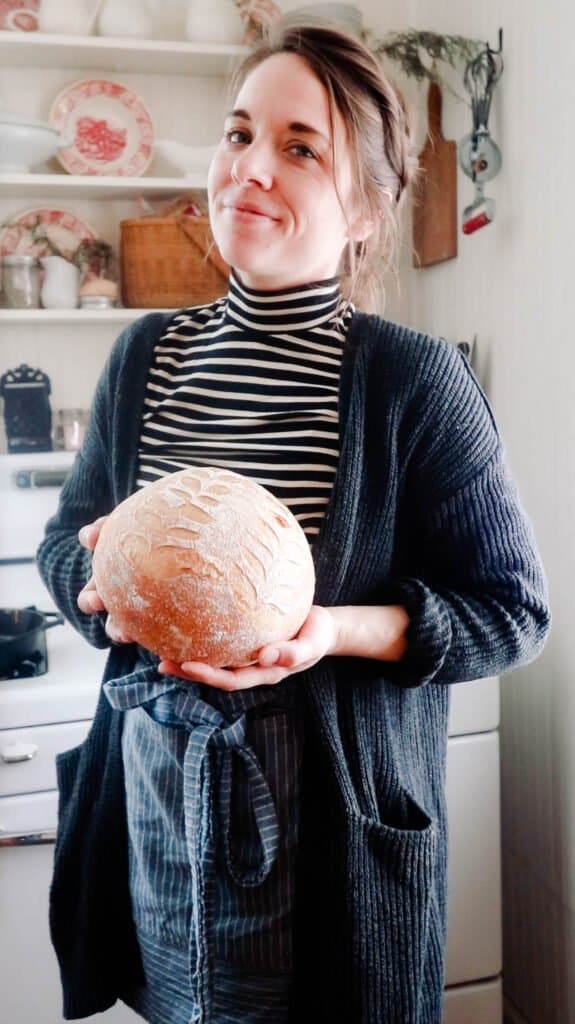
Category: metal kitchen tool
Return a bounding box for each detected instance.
[0,364,53,453]
[459,31,504,234]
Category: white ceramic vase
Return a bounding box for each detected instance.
[40,256,80,309]
[185,0,244,45]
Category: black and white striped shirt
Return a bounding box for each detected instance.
[120,275,353,1021]
[136,271,353,537]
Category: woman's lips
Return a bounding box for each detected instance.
[224,201,278,222]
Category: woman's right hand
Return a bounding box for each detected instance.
[77,516,135,644]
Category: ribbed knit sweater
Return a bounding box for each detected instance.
[37,309,550,1024]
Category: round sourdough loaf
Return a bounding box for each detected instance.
[92,466,316,667]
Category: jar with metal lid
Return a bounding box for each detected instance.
[1,255,41,308]
[54,408,88,451]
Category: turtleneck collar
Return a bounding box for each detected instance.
[224,270,344,334]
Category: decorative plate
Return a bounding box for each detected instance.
[0,0,39,31]
[49,78,154,177]
[0,208,97,260]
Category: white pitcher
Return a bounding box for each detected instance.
[96,0,153,38]
[185,0,244,44]
[38,0,103,35]
[40,256,80,309]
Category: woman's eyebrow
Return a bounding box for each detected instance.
[288,121,330,146]
[225,109,330,146]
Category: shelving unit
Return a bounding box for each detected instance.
[0,29,232,425]
[0,30,246,75]
[0,173,204,200]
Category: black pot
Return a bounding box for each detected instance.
[0,607,64,675]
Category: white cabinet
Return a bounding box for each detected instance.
[0,29,240,416]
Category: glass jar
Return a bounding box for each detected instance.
[54,408,88,451]
[1,255,41,309]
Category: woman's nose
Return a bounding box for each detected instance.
[231,142,273,189]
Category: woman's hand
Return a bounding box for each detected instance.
[158,603,409,690]
[76,515,135,645]
[158,605,338,691]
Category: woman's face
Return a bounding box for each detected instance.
[208,52,366,291]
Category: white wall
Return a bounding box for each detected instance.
[361,0,574,1020]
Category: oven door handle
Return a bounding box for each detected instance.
[0,828,57,847]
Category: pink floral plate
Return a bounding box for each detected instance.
[0,0,39,31]
[49,78,154,177]
[0,208,97,260]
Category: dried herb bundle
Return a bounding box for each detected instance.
[363,29,482,84]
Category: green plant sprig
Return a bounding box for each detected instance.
[362,28,483,103]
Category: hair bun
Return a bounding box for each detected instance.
[92,467,316,667]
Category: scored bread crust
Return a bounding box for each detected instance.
[92,466,316,667]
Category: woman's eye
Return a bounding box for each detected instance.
[289,142,316,159]
[225,128,250,145]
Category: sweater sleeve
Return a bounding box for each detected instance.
[36,319,147,648]
[382,343,550,686]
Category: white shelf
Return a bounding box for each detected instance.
[0,172,205,200]
[0,30,247,75]
[0,307,174,324]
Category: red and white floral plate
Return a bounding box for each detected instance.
[0,208,97,260]
[49,79,154,177]
[0,0,39,31]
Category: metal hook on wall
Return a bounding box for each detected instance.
[488,27,503,56]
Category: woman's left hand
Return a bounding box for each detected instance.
[158,605,338,691]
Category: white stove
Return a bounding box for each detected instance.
[0,451,137,1024]
[0,451,106,726]
[0,560,105,728]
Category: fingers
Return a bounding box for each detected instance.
[77,575,106,614]
[255,631,315,671]
[105,614,135,645]
[156,606,337,690]
[78,515,109,551]
[257,606,337,669]
[77,572,134,643]
[158,658,290,691]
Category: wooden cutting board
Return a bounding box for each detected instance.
[412,80,457,268]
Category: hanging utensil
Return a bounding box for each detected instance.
[458,31,504,234]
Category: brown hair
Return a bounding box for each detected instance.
[227,20,417,311]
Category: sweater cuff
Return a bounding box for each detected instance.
[381,578,452,687]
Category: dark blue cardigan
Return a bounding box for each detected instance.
[37,310,550,1023]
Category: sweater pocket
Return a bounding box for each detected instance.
[343,801,443,1023]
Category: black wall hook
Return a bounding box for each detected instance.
[487,28,503,56]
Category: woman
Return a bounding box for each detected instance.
[38,21,550,1024]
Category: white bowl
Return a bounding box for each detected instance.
[151,140,217,178]
[0,114,69,173]
[287,4,363,33]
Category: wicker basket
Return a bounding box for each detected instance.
[120,215,229,309]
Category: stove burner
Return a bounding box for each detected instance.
[1,649,47,679]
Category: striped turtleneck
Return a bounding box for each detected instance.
[136,272,353,537]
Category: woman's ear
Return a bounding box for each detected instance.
[348,213,375,243]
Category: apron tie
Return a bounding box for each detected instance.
[105,665,280,1021]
